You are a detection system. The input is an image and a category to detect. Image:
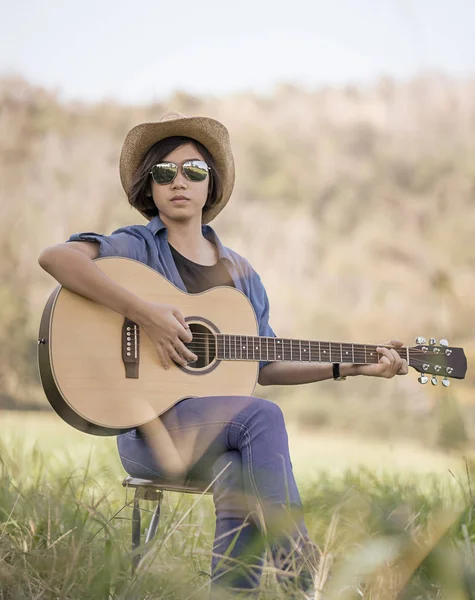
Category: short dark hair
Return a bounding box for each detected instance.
[127,136,222,220]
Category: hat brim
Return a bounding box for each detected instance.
[119,115,235,224]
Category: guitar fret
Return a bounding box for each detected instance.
[321,341,329,362]
[341,343,352,362]
[369,346,377,363]
[283,339,289,361]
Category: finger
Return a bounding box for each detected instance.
[156,344,171,370]
[173,309,193,342]
[168,344,189,367]
[398,360,409,375]
[376,347,393,363]
[175,339,198,363]
[376,347,394,376]
[387,339,404,348]
[390,348,403,373]
[382,348,404,378]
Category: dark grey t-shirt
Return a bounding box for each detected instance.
[168,243,235,293]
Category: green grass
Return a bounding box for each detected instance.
[1,411,475,599]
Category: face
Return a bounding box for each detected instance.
[149,142,209,224]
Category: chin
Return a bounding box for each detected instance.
[160,211,197,223]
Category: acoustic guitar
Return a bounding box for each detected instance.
[38,258,467,436]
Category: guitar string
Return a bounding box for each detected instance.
[128,330,447,353]
[180,355,446,367]
[127,338,448,357]
[127,345,450,367]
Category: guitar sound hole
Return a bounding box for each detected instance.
[184,322,216,369]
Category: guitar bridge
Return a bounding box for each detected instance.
[122,318,139,378]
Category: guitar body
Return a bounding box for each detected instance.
[38,258,259,435]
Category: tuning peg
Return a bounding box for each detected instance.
[431,376,438,385]
[429,338,436,345]
[442,377,450,387]
[440,339,448,346]
[418,375,429,384]
[416,337,426,344]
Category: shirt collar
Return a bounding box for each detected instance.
[146,214,233,264]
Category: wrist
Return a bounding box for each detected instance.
[126,297,152,325]
[340,363,361,377]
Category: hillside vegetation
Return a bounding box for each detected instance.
[1,73,474,444]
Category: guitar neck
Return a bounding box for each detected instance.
[215,335,407,365]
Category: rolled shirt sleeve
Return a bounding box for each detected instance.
[66,230,145,261]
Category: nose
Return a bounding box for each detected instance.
[171,167,187,189]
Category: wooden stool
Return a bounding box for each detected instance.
[122,476,211,572]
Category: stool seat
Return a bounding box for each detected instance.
[122,476,211,495]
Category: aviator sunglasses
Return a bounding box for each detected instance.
[150,160,210,185]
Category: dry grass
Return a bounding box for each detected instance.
[1,411,474,599]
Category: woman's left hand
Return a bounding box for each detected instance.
[353,339,408,378]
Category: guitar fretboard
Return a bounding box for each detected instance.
[215,335,407,364]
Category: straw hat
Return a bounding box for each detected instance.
[119,111,235,224]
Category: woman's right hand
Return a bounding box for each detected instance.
[133,301,198,369]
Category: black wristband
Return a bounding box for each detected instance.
[332,363,346,381]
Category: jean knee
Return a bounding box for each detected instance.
[247,396,285,428]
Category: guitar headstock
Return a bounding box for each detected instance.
[410,337,467,386]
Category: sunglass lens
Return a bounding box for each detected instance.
[151,163,177,184]
[183,160,209,182]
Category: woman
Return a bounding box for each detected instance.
[38,111,408,597]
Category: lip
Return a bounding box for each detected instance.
[170,196,189,203]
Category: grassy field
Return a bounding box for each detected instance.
[1,410,474,599]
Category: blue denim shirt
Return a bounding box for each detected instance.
[68,215,275,369]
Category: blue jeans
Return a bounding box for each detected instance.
[117,395,312,594]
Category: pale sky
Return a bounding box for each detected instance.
[1,0,474,103]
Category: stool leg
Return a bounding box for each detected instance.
[132,491,141,573]
[145,491,163,544]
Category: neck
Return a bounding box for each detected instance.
[161,214,204,250]
[161,214,215,262]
